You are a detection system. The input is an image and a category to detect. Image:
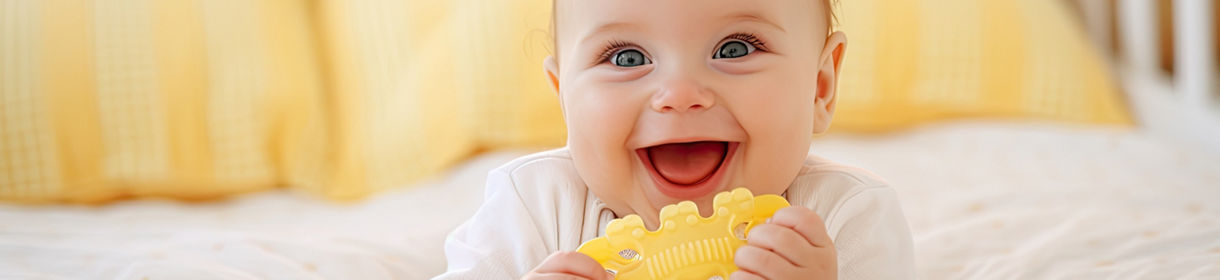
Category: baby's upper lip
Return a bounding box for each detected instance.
[626,106,748,149]
[632,137,741,150]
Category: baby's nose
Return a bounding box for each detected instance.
[651,78,715,113]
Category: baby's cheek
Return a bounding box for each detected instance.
[729,92,814,144]
[563,87,642,188]
[727,98,813,194]
[567,98,636,155]
[563,86,635,144]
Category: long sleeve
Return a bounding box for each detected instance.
[434,169,552,279]
[433,149,604,280]
[826,186,916,279]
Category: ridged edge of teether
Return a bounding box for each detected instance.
[578,188,790,279]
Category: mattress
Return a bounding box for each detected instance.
[2,121,1218,279]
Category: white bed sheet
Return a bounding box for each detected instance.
[2,121,1218,279]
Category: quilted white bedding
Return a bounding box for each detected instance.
[2,122,1218,279]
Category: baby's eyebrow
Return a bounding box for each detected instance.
[722,12,786,33]
[577,21,640,47]
[573,12,785,50]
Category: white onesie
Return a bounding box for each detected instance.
[435,148,915,279]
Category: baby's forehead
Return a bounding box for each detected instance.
[552,0,828,42]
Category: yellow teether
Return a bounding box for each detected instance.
[576,188,789,280]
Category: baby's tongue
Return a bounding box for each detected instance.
[646,141,727,185]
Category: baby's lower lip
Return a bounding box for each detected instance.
[637,142,738,201]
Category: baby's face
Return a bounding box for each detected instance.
[545,0,845,229]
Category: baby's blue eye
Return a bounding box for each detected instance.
[613,49,651,67]
[714,40,754,59]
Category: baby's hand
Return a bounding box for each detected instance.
[522,251,613,280]
[732,206,836,280]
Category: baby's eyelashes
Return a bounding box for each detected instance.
[713,32,767,59]
[592,33,767,68]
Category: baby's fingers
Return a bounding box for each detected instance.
[770,206,833,248]
[747,223,818,266]
[734,245,800,279]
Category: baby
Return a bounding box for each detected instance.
[437,0,914,279]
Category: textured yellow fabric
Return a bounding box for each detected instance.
[451,0,566,149]
[0,0,323,203]
[0,0,560,202]
[302,0,476,199]
[299,0,561,199]
[831,0,1131,131]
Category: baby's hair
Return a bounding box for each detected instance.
[823,0,840,35]
[548,0,839,59]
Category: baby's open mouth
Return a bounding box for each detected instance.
[637,141,738,200]
[647,141,727,184]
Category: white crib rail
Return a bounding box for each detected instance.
[1090,0,1220,156]
[1116,0,1161,79]
[1174,0,1216,108]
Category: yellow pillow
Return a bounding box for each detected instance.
[299,0,562,199]
[451,0,567,149]
[831,0,1131,131]
[0,0,322,203]
[1,0,561,202]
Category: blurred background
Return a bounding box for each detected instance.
[0,0,1217,279]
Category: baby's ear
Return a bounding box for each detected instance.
[544,56,560,95]
[813,31,847,134]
